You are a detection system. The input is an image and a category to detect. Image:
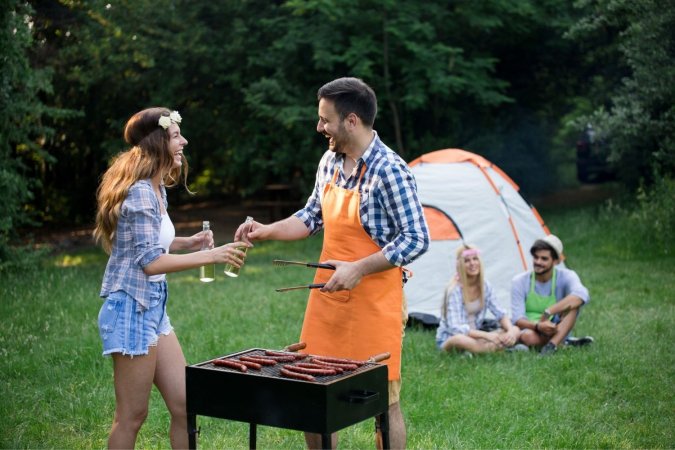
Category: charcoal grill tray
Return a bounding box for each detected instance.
[186,348,389,448]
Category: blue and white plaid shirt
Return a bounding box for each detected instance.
[295,132,429,267]
[99,179,167,309]
[436,281,506,344]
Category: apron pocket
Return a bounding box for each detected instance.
[316,289,351,303]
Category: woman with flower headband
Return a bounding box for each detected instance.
[435,244,522,354]
[94,107,249,448]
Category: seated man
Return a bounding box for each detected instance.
[511,235,594,355]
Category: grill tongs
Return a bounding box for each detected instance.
[273,259,335,292]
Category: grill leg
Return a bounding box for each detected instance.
[188,414,198,449]
[249,422,257,449]
[378,411,390,450]
[321,433,331,449]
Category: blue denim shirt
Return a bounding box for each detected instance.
[99,179,167,309]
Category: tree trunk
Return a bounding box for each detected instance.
[382,14,405,157]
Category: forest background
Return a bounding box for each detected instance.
[1,0,674,266]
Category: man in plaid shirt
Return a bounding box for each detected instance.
[236,77,429,449]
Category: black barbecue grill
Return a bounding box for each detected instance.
[186,347,390,449]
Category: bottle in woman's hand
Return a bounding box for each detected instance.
[199,221,215,282]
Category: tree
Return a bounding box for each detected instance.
[567,0,675,188]
[27,0,592,227]
[0,0,71,266]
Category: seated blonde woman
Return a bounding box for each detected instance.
[436,245,523,354]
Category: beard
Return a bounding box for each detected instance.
[533,264,553,276]
[327,123,348,153]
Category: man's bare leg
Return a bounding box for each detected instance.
[376,402,405,450]
[304,431,337,449]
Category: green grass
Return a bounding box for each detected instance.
[1,205,673,449]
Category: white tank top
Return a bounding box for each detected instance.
[148,213,175,282]
[465,298,481,330]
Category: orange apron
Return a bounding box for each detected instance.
[300,166,403,381]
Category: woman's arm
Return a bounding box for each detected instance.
[143,241,249,275]
[170,230,213,252]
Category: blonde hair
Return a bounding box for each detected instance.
[441,244,485,319]
[93,107,189,253]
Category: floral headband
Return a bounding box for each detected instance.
[158,111,182,130]
[460,248,480,258]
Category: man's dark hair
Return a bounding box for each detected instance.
[530,239,559,260]
[317,77,377,127]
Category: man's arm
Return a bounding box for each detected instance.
[322,251,393,292]
[239,215,310,242]
[510,273,530,327]
[540,294,584,320]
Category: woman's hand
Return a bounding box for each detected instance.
[209,241,251,268]
[482,331,503,346]
[499,328,519,347]
[191,229,214,251]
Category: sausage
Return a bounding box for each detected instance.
[280,367,315,382]
[236,359,262,370]
[254,355,297,362]
[294,362,344,373]
[212,359,248,372]
[263,350,309,360]
[283,364,337,376]
[239,356,277,366]
[309,358,358,371]
[311,356,366,366]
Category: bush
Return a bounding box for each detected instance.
[631,176,675,255]
[599,176,675,257]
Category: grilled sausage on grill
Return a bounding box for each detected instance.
[295,362,344,373]
[309,358,358,371]
[240,356,277,366]
[236,359,262,370]
[283,365,337,376]
[213,359,248,372]
[280,367,315,381]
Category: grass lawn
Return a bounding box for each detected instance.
[1,204,673,448]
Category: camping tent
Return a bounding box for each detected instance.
[404,149,554,325]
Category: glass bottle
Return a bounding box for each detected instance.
[224,216,253,278]
[199,221,215,282]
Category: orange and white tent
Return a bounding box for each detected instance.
[404,149,552,325]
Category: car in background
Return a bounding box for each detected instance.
[576,123,615,183]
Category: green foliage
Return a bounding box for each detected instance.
[1,206,674,448]
[566,0,675,188]
[21,0,592,225]
[599,177,675,256]
[0,1,73,266]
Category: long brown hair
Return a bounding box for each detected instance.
[93,107,189,253]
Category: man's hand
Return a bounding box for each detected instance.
[234,219,262,243]
[320,260,363,292]
[537,320,557,336]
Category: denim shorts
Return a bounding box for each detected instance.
[98,281,173,357]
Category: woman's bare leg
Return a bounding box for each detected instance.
[153,332,188,450]
[109,350,158,449]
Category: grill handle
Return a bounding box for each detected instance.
[346,390,380,404]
